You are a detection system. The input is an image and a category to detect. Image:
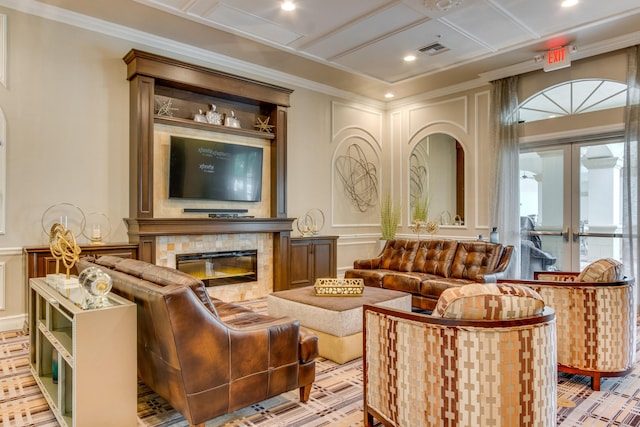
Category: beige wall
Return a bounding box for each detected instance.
[0,6,628,329]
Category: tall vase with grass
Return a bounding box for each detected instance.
[379,191,400,253]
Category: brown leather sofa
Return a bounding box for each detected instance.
[77,255,319,427]
[345,239,514,310]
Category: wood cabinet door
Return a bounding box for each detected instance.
[311,239,336,279]
[290,240,313,288]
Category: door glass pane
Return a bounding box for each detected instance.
[519,149,564,279]
[578,142,624,269]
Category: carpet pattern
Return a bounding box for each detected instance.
[1,298,639,426]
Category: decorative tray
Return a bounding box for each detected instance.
[313,278,365,296]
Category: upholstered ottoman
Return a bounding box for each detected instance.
[268,286,411,363]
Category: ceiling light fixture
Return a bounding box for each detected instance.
[281,1,295,11]
[561,0,578,7]
[385,92,395,99]
[404,54,416,62]
[424,0,464,11]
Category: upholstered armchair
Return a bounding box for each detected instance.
[363,283,557,427]
[501,258,636,391]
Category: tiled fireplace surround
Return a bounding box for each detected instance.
[155,233,273,302]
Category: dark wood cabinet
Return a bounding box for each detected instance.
[289,236,338,289]
[24,243,139,280]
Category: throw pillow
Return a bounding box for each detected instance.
[432,282,545,320]
[576,258,623,282]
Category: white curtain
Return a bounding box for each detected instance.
[623,45,639,285]
[490,76,520,277]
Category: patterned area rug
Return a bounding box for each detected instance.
[2,298,640,426]
[0,330,58,426]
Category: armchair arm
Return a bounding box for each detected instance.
[495,245,514,274]
[298,326,319,363]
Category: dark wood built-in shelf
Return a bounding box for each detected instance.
[154,116,275,140]
[123,50,294,290]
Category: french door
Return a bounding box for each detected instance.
[519,136,624,279]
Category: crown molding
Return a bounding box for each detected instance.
[0,0,386,109]
[0,0,635,110]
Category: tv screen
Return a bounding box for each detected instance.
[169,136,263,202]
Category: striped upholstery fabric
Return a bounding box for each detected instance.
[518,281,636,376]
[432,283,545,320]
[364,307,557,427]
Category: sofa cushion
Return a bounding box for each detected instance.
[432,282,545,320]
[379,240,419,272]
[344,269,390,288]
[576,258,623,282]
[450,242,502,281]
[381,272,423,294]
[420,278,472,299]
[412,239,458,277]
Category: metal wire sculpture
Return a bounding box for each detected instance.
[335,144,378,212]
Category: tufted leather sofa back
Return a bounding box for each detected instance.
[412,239,458,277]
[450,241,502,280]
[379,239,419,272]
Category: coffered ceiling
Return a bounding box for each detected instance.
[23,0,640,101]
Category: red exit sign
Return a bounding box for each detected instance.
[544,46,571,72]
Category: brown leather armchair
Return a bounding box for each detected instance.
[77,255,318,427]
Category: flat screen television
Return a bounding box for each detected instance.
[168,136,263,202]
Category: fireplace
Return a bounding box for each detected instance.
[176,250,258,286]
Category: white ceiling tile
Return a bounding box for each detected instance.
[201,3,303,46]
[304,3,429,59]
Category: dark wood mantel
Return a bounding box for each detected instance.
[125,217,294,291]
[125,217,295,237]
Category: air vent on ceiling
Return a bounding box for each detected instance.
[419,42,449,56]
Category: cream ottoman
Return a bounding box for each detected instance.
[267,286,411,364]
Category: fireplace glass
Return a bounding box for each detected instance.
[176,250,257,286]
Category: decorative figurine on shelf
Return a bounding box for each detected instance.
[224,110,241,128]
[206,104,223,125]
[155,96,178,117]
[193,109,207,123]
[46,222,82,295]
[254,116,275,133]
[47,223,66,286]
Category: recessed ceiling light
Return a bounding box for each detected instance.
[282,1,295,11]
[561,0,578,7]
[385,92,394,99]
[404,55,416,62]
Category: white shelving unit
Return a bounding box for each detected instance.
[28,278,137,427]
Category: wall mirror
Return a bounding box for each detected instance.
[409,133,465,226]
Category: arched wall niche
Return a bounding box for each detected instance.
[407,130,465,226]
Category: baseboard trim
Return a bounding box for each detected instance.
[0,314,26,332]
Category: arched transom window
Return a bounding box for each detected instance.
[518,79,627,123]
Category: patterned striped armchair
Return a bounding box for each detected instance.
[363,283,557,427]
[501,258,637,391]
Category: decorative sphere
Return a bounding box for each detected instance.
[79,267,113,301]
